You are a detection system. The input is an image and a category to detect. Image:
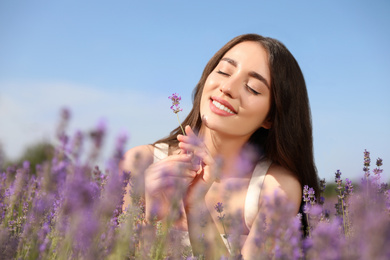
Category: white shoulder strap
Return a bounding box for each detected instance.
[153,143,169,163]
[244,159,272,230]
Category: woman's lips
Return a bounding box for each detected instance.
[209,97,237,116]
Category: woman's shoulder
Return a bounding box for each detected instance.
[120,144,155,173]
[262,163,302,208]
[124,144,155,158]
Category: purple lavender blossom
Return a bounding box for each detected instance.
[319,178,326,205]
[3,107,390,259]
[364,149,371,166]
[169,93,183,114]
[376,157,383,167]
[373,157,384,182]
[56,107,71,142]
[255,192,302,259]
[379,183,389,194]
[363,149,371,177]
[22,161,30,170]
[69,130,84,160]
[308,187,316,205]
[344,178,353,195]
[334,170,346,218]
[305,218,345,259]
[335,170,343,190]
[112,130,128,162]
[169,93,185,135]
[214,202,224,213]
[303,185,310,203]
[372,167,383,175]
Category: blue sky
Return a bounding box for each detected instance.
[1,0,389,183]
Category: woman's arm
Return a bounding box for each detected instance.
[120,143,198,222]
[185,184,231,259]
[119,144,154,211]
[241,164,302,259]
[178,126,231,258]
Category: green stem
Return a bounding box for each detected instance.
[340,191,347,236]
[176,113,185,135]
[344,204,350,237]
[219,213,232,253]
[305,202,311,237]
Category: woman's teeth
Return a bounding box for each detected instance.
[212,100,235,114]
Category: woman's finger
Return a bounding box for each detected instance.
[178,142,214,168]
[147,175,194,191]
[178,126,216,171]
[184,125,197,138]
[147,163,197,179]
[156,152,193,163]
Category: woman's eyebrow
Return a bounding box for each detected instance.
[221,57,238,67]
[221,57,270,89]
[249,71,270,89]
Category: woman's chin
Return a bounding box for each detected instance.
[201,114,209,126]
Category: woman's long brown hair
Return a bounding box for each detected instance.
[155,33,320,197]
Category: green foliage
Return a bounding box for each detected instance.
[2,141,54,174]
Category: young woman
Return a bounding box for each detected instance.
[120,34,319,259]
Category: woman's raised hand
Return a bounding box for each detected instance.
[144,151,198,222]
[145,125,219,220]
[177,126,219,208]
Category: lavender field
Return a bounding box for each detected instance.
[0,110,389,259]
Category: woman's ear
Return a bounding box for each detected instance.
[261,117,272,129]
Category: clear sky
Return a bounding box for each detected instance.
[1,0,389,183]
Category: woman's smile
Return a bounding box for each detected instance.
[210,96,237,116]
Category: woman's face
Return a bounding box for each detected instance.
[200,41,272,139]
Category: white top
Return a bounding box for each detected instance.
[153,143,272,252]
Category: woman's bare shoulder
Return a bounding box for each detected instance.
[242,164,302,257]
[120,144,155,173]
[262,163,302,208]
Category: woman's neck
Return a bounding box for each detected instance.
[199,127,253,177]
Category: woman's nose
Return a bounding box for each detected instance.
[219,77,239,99]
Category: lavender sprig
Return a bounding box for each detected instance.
[2,106,390,259]
[319,178,326,205]
[169,93,185,135]
[303,185,312,237]
[363,149,371,178]
[214,202,232,253]
[373,157,383,185]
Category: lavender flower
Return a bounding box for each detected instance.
[2,107,390,259]
[319,178,326,205]
[363,149,371,177]
[253,192,302,259]
[56,107,71,141]
[344,178,353,195]
[308,187,316,206]
[376,157,383,167]
[305,218,345,259]
[335,170,343,190]
[214,202,224,214]
[303,185,310,203]
[214,202,231,252]
[69,130,84,160]
[169,93,185,135]
[373,157,384,184]
[169,93,182,113]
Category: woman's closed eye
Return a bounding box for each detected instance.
[217,70,230,76]
[246,84,260,95]
[217,69,261,95]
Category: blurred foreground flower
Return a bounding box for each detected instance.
[0,107,389,259]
